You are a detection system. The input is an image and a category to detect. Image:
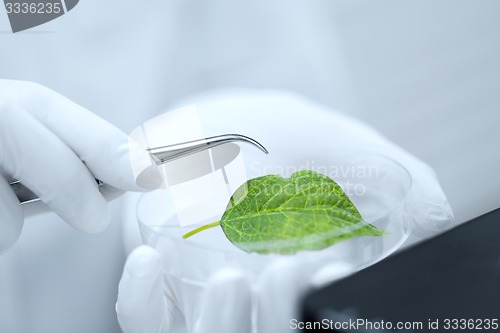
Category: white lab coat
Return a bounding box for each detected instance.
[0,1,354,332]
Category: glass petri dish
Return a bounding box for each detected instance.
[136,152,412,331]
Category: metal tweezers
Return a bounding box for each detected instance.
[9,134,268,204]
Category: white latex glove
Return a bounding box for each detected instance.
[117,89,455,333]
[0,79,163,254]
[117,246,354,333]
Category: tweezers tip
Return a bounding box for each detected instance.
[230,134,268,155]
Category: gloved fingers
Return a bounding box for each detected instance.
[320,111,455,238]
[329,116,455,239]
[116,246,170,333]
[385,145,456,238]
[309,261,356,288]
[195,268,252,333]
[99,184,125,202]
[256,259,309,333]
[0,105,110,233]
[327,114,456,238]
[409,164,455,237]
[3,80,162,191]
[0,177,24,254]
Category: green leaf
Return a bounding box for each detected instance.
[183,170,386,254]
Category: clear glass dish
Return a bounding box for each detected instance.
[137,152,412,331]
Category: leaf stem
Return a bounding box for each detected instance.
[183,221,221,239]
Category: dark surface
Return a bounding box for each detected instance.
[301,208,500,332]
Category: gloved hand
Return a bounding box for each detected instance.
[116,89,455,333]
[117,245,353,333]
[0,79,162,254]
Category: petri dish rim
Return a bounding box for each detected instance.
[136,152,413,259]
